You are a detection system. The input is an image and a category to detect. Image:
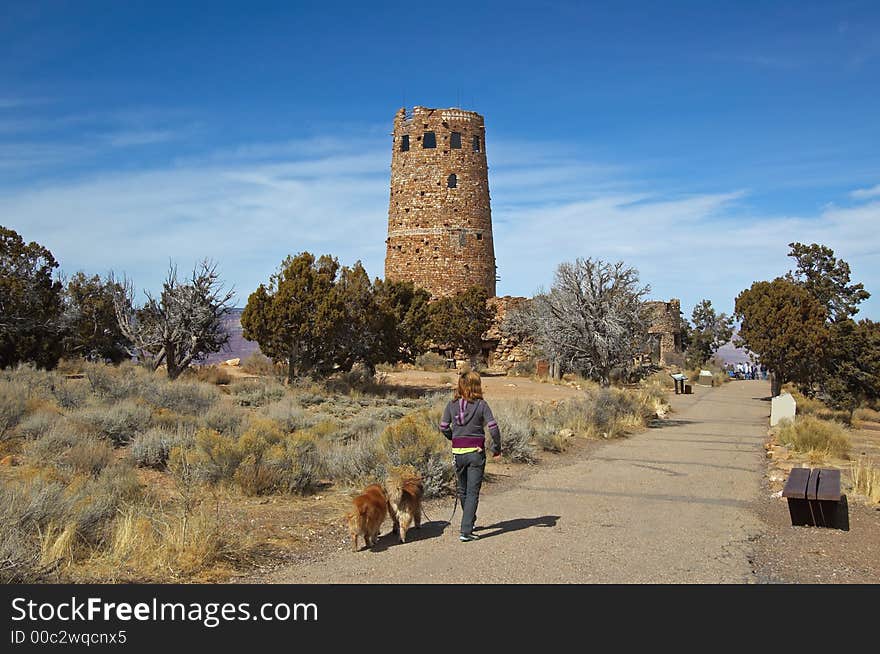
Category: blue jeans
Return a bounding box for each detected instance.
[454,450,486,536]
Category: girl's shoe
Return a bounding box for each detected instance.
[459,533,480,542]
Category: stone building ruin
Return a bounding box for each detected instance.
[645,299,683,365]
[385,106,496,298]
[383,106,683,372]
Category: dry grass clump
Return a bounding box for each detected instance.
[101,505,246,581]
[773,415,850,459]
[0,464,141,583]
[854,407,880,425]
[240,352,277,376]
[850,458,880,504]
[788,389,852,424]
[0,381,28,439]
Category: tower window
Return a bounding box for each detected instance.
[459,231,467,246]
[476,233,482,240]
[400,135,410,151]
[472,136,481,152]
[450,132,462,149]
[422,132,436,148]
[447,174,457,188]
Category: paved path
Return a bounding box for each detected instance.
[268,380,772,583]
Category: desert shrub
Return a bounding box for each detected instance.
[150,408,199,432]
[130,426,196,469]
[509,360,537,377]
[325,368,388,395]
[24,424,81,466]
[788,389,852,424]
[241,352,276,376]
[534,430,572,452]
[307,419,340,440]
[296,391,326,407]
[189,365,232,386]
[378,410,452,497]
[202,403,247,436]
[322,435,384,485]
[2,364,56,399]
[335,414,384,443]
[364,404,409,423]
[238,417,285,459]
[17,409,61,440]
[148,380,220,415]
[51,379,92,409]
[261,433,322,494]
[64,438,114,476]
[229,380,286,407]
[490,401,538,463]
[260,398,312,432]
[83,361,153,401]
[54,358,85,375]
[186,429,244,484]
[774,416,850,459]
[415,351,449,372]
[70,400,152,446]
[0,382,28,439]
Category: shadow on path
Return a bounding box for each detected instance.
[473,515,560,539]
[365,520,450,552]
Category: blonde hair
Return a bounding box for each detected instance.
[455,371,484,400]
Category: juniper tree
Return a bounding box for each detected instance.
[734,278,829,397]
[0,226,64,369]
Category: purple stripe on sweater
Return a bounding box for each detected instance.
[486,421,498,428]
[452,436,485,449]
[440,422,450,428]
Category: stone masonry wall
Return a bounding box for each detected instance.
[385,106,496,298]
[482,296,532,369]
[646,298,682,364]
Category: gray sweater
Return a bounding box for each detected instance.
[439,398,501,455]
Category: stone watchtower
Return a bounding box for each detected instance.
[384,106,496,298]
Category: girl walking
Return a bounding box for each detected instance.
[439,370,501,541]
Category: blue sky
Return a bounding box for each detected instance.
[2,0,879,319]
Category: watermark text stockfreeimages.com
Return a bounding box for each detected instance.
[10,596,318,629]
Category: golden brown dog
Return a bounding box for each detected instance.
[346,483,388,551]
[385,468,424,543]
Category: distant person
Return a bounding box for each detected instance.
[439,370,502,542]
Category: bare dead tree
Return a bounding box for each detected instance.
[112,260,234,380]
[513,258,650,385]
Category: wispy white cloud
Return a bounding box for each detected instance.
[100,129,180,147]
[851,183,880,199]
[1,134,878,321]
